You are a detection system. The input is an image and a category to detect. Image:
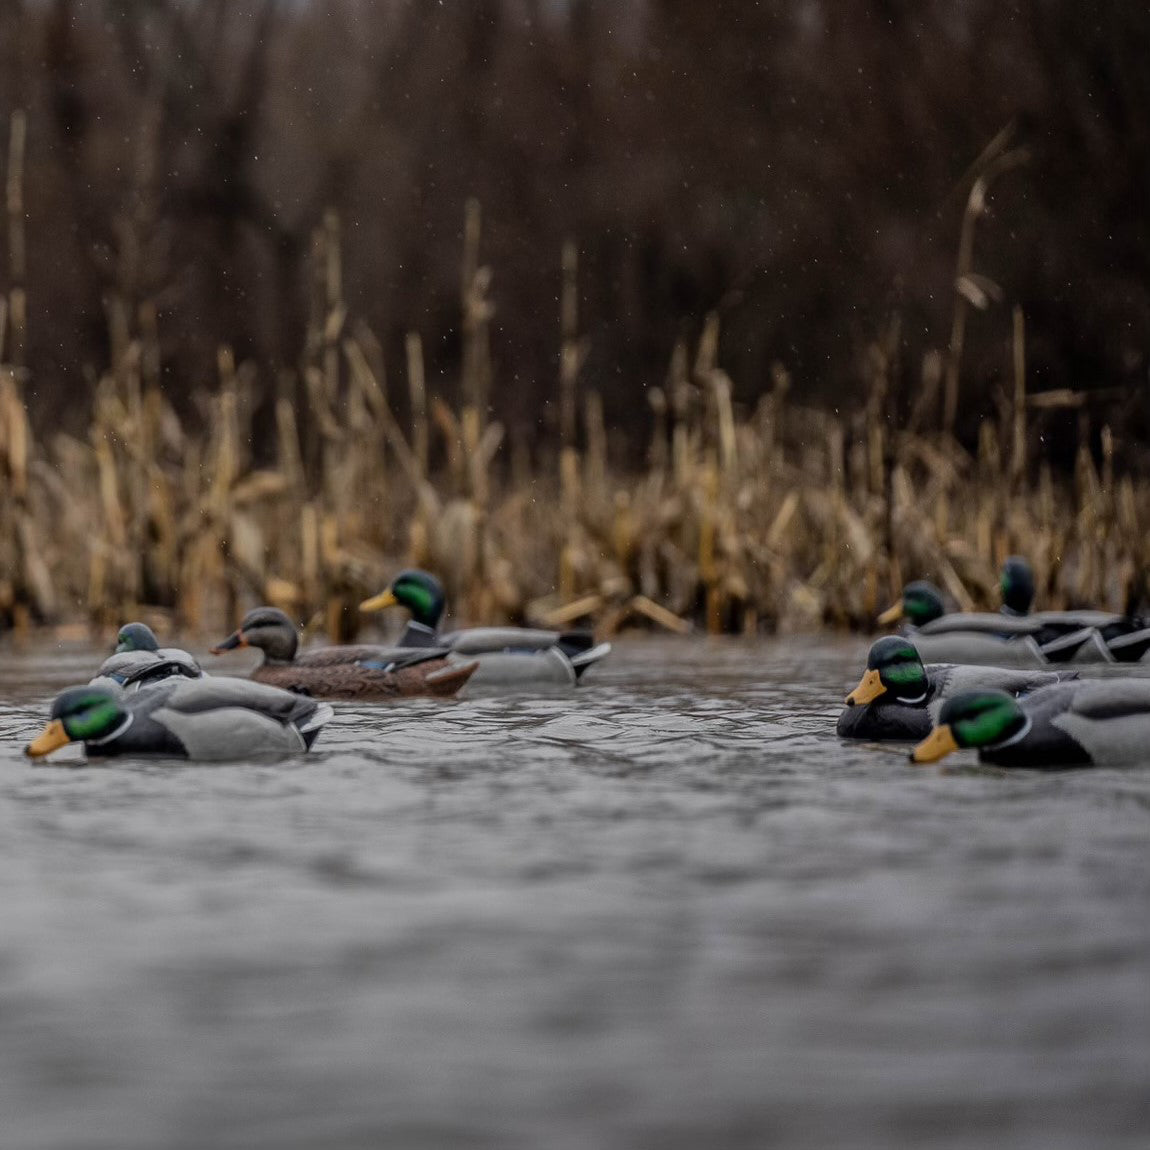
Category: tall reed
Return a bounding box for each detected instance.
[0,172,1145,640]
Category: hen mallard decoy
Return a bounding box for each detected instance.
[909,680,1150,768]
[359,569,611,687]
[838,636,1076,741]
[210,606,476,700]
[25,678,333,761]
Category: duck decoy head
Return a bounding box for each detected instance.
[1000,556,1035,616]
[115,621,161,654]
[360,569,446,629]
[846,636,928,707]
[26,686,127,758]
[877,580,945,627]
[211,607,299,662]
[910,689,1025,764]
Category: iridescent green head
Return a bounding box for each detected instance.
[359,569,446,628]
[115,622,161,654]
[1000,556,1035,616]
[878,580,945,628]
[911,689,1027,763]
[26,687,127,758]
[846,636,929,706]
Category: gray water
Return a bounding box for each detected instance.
[0,639,1147,1150]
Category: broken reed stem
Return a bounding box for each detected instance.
[943,178,981,435]
[943,143,1028,436]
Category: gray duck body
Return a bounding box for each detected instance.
[82,677,332,760]
[978,679,1150,768]
[400,622,611,688]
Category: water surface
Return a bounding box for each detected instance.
[1,639,1147,1149]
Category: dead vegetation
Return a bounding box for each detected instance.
[1,104,1147,643]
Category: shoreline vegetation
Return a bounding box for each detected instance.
[1,111,1145,644]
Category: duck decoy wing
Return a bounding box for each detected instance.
[568,640,612,679]
[157,647,202,672]
[440,628,610,679]
[941,664,1078,699]
[1034,610,1126,629]
[165,677,320,722]
[1042,679,1150,767]
[1036,627,1112,664]
[153,678,333,758]
[917,613,1042,637]
[91,651,202,693]
[461,648,577,688]
[910,634,1049,668]
[1105,626,1150,664]
[1063,679,1150,720]
[447,627,568,655]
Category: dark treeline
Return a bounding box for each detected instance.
[2,0,1149,453]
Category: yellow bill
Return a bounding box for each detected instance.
[846,668,886,706]
[25,719,72,759]
[910,724,960,764]
[359,590,399,613]
[876,601,904,625]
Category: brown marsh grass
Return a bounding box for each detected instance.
[1,111,1146,644]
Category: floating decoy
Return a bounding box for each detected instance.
[114,622,203,676]
[359,569,611,687]
[210,607,476,700]
[838,636,1076,741]
[90,650,203,694]
[878,580,1114,666]
[24,678,333,761]
[881,557,1150,665]
[996,556,1150,659]
[910,680,1150,768]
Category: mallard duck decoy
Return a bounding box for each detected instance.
[90,650,204,694]
[909,679,1150,768]
[998,556,1150,658]
[25,678,333,761]
[881,562,1150,665]
[359,569,611,687]
[210,607,477,700]
[838,636,1076,741]
[114,622,203,676]
[878,580,1108,666]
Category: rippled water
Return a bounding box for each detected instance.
[1,638,1148,1150]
